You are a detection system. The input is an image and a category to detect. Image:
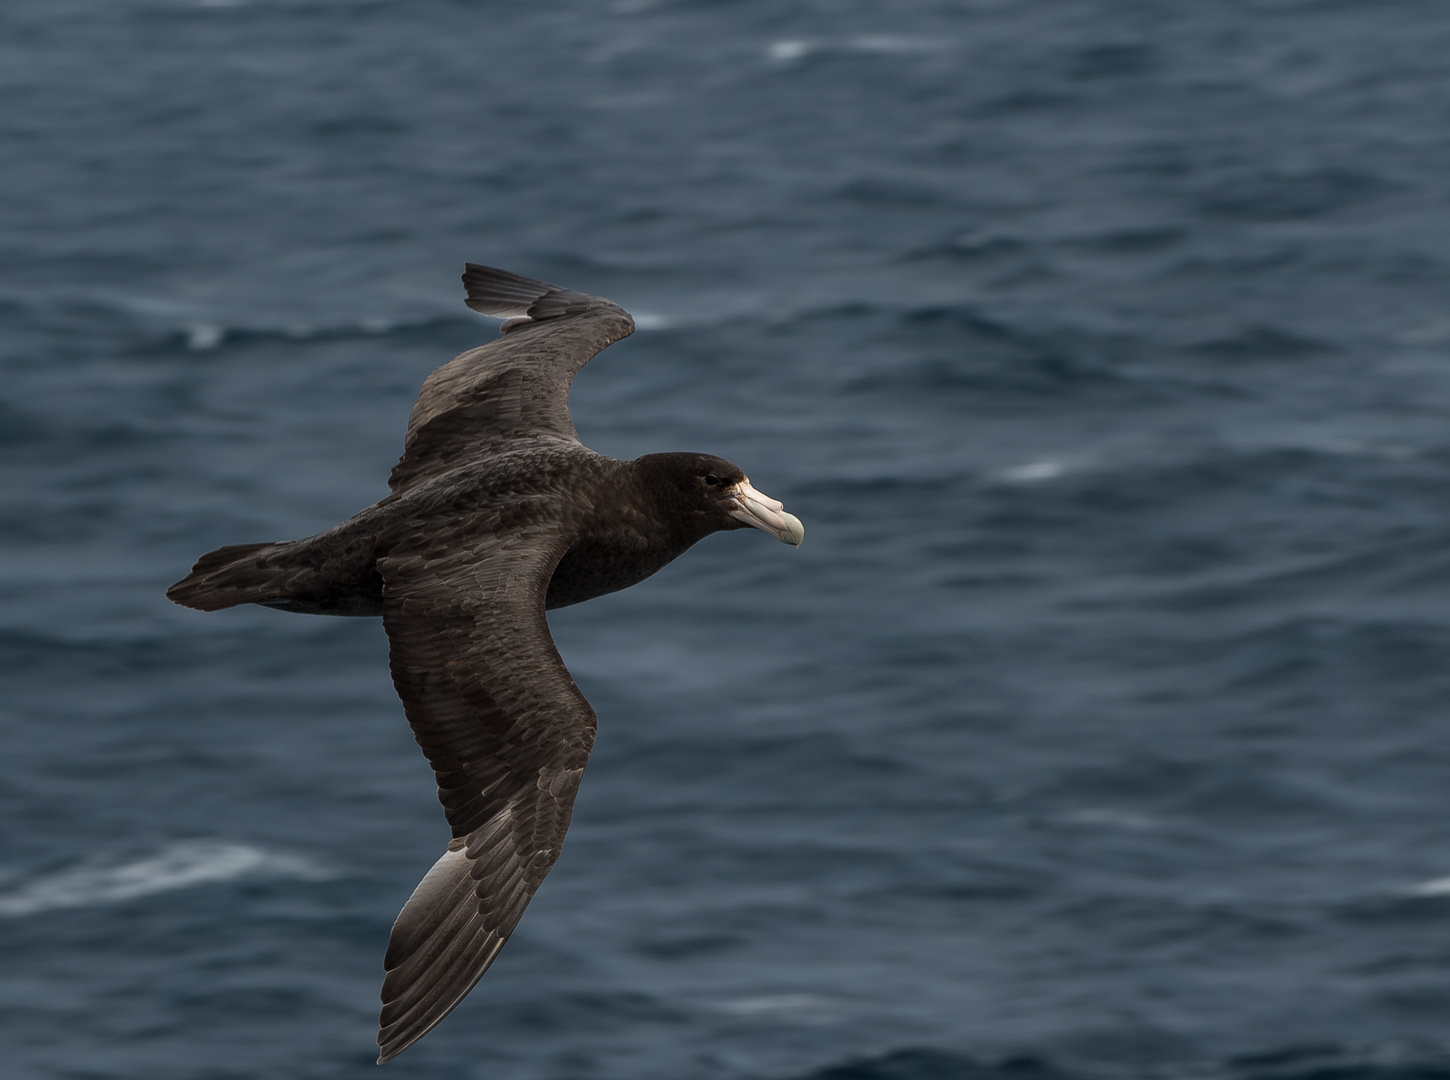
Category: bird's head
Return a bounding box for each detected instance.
[637,452,804,547]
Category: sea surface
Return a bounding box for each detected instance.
[4,2,1450,1078]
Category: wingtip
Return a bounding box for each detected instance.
[458,264,632,335]
[460,264,561,319]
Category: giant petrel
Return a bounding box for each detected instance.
[167,265,803,1062]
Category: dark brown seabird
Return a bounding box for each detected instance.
[166,265,803,1063]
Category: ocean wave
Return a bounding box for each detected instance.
[0,286,691,356]
[784,1045,1450,1080]
[1058,807,1161,831]
[1196,166,1398,224]
[1402,876,1450,898]
[995,459,1075,484]
[160,313,473,352]
[0,287,479,353]
[713,993,840,1023]
[766,35,949,66]
[629,312,675,331]
[0,839,334,917]
[787,1048,1070,1080]
[979,438,1435,509]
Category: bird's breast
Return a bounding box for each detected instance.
[544,529,683,610]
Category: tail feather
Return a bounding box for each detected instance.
[166,541,294,612]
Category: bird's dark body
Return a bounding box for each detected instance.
[226,448,723,618]
[165,265,800,1063]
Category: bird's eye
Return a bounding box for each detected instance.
[705,473,723,486]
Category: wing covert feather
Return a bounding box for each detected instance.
[375,523,595,1062]
[389,266,634,493]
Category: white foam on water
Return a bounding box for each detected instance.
[997,459,1068,483]
[185,321,224,350]
[767,36,944,64]
[0,840,333,917]
[767,40,814,64]
[1404,876,1450,898]
[713,993,835,1020]
[630,312,674,331]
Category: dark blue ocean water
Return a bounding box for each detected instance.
[5,1,1450,1077]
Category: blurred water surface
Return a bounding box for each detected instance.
[4,1,1450,1078]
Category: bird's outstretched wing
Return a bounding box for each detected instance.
[389,265,635,494]
[374,515,594,1062]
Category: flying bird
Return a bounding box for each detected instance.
[167,265,803,1062]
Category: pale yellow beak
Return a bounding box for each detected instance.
[727,479,804,547]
